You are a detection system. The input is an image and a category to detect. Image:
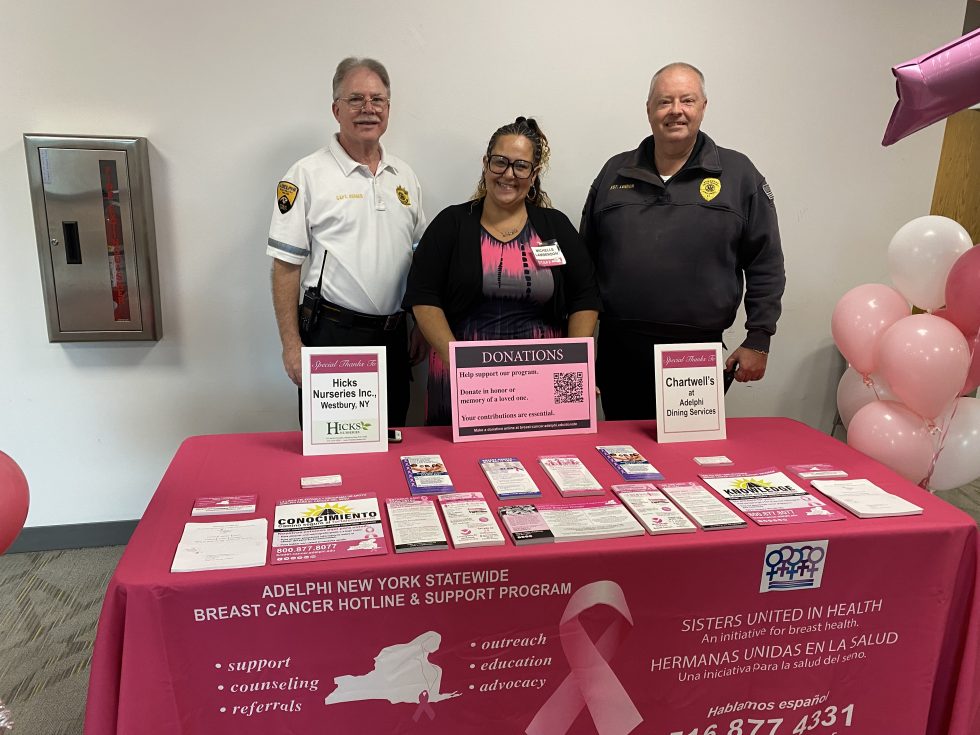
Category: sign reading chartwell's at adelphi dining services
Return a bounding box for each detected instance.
[301,347,388,456]
[448,338,597,443]
[655,343,727,443]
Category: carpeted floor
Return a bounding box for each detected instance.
[0,484,977,734]
[0,546,124,735]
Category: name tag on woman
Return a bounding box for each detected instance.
[530,239,566,267]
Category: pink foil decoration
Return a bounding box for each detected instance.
[882,28,980,146]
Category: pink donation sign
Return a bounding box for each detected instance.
[450,338,597,442]
[882,28,980,146]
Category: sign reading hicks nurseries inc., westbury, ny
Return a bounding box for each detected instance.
[301,347,388,456]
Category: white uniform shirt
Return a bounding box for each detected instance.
[267,135,426,316]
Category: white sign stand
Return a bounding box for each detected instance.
[654,342,726,443]
[301,347,387,456]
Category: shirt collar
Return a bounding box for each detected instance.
[329,134,398,176]
[618,131,721,184]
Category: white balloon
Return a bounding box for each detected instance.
[928,397,980,492]
[836,368,895,429]
[887,215,972,311]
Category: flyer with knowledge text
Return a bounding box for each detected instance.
[449,338,597,443]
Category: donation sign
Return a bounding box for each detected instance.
[655,343,726,443]
[449,338,596,442]
[301,347,387,456]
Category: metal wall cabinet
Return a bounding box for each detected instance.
[24,134,162,342]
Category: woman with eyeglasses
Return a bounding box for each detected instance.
[403,117,600,425]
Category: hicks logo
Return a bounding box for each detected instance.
[277,181,298,214]
[760,541,828,593]
[396,185,411,206]
[325,420,371,436]
[699,178,721,201]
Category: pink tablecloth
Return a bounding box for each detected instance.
[84,418,980,735]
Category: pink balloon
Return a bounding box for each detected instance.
[963,332,980,396]
[836,368,896,430]
[831,284,909,376]
[932,306,980,395]
[848,401,935,484]
[945,245,980,338]
[882,28,980,146]
[875,314,971,419]
[0,451,29,554]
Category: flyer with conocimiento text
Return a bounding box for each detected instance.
[271,494,387,564]
[449,338,597,442]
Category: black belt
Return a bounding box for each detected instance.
[318,300,405,331]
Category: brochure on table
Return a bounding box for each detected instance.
[301,347,387,456]
[271,494,387,564]
[449,337,597,442]
[654,343,726,443]
[171,519,268,573]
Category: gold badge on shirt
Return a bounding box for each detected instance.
[396,185,411,206]
[277,181,298,214]
[700,178,721,202]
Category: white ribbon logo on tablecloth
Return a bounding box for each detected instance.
[526,580,642,735]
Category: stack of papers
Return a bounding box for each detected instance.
[386,497,448,553]
[480,458,541,499]
[597,445,663,480]
[401,454,455,496]
[538,455,603,497]
[786,464,847,479]
[811,479,923,518]
[538,499,645,542]
[658,482,747,530]
[438,492,505,548]
[498,505,555,545]
[191,495,257,516]
[612,484,696,535]
[171,519,268,573]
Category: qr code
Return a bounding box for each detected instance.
[554,371,584,404]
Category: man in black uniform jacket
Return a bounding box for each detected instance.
[581,62,785,420]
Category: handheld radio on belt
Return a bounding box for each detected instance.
[299,251,328,343]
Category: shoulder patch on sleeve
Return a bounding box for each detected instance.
[762,182,774,202]
[277,181,299,214]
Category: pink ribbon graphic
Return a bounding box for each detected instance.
[526,580,642,735]
[413,690,435,722]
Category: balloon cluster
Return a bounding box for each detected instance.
[831,216,979,490]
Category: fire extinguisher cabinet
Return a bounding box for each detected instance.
[24,134,162,342]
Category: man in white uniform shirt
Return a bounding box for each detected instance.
[268,57,426,426]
